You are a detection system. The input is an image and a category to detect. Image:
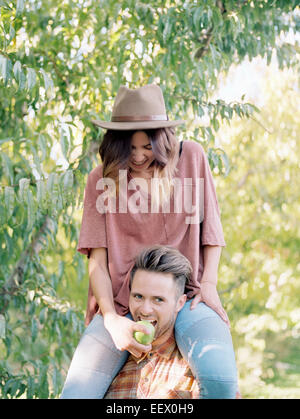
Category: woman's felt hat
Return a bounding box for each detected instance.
[91,84,185,130]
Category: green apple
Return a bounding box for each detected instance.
[133,320,155,345]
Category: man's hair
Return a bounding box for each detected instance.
[129,245,192,299]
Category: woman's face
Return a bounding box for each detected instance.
[128,131,155,173]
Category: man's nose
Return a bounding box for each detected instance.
[139,300,153,315]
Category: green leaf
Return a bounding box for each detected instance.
[30,144,42,175]
[37,134,47,161]
[1,153,14,185]
[13,60,22,80]
[47,173,59,210]
[193,7,202,32]
[62,169,73,193]
[198,105,205,118]
[0,314,6,339]
[60,123,70,159]
[51,362,60,396]
[211,116,220,132]
[16,383,26,398]
[13,60,26,90]
[47,173,55,193]
[266,48,273,65]
[208,148,220,169]
[8,24,15,43]
[26,67,37,90]
[40,68,54,93]
[16,0,25,16]
[37,179,47,209]
[18,178,30,203]
[162,17,172,45]
[4,186,14,218]
[26,376,35,399]
[226,106,233,119]
[31,318,38,342]
[38,365,49,399]
[39,307,47,324]
[0,55,12,85]
[26,189,35,231]
[71,312,78,333]
[3,378,21,398]
[221,151,230,176]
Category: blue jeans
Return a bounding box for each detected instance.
[175,301,237,398]
[60,301,237,399]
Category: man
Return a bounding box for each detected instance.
[104,245,199,399]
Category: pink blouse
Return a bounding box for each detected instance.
[77,141,226,316]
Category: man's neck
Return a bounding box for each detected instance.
[151,327,174,352]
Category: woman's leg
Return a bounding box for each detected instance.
[60,314,129,399]
[175,301,238,399]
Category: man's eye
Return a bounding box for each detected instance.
[134,294,142,300]
[155,297,163,303]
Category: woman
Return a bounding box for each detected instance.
[61,84,238,399]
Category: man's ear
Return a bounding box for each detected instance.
[176,294,187,313]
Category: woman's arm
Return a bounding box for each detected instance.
[190,245,230,326]
[88,248,153,357]
[201,245,222,285]
[89,248,116,318]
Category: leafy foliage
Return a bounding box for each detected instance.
[0,0,299,398]
[217,61,300,398]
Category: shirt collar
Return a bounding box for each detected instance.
[132,334,176,364]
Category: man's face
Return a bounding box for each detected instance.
[129,269,186,344]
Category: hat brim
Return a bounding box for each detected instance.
[91,119,186,130]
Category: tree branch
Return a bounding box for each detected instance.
[194,1,227,60]
[194,27,214,60]
[2,215,55,297]
[219,275,246,295]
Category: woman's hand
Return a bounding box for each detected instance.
[85,286,99,327]
[104,313,152,358]
[190,282,230,327]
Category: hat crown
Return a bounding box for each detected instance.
[112,84,166,118]
[91,84,185,130]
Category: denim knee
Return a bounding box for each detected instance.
[175,301,238,399]
[199,377,238,399]
[60,314,129,398]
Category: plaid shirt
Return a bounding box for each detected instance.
[104,334,199,399]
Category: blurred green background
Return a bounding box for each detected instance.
[1,0,299,398]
